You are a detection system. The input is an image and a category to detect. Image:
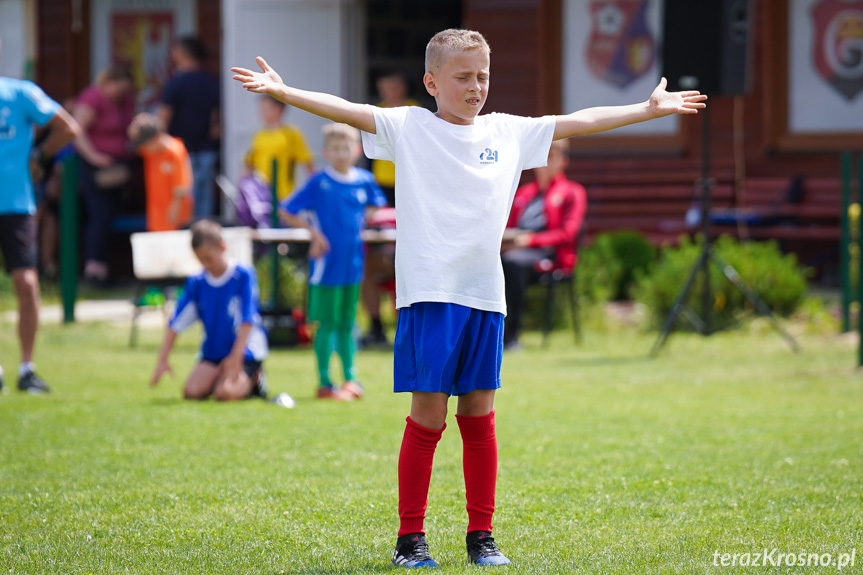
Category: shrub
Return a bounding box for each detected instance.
[0,252,12,309]
[576,230,657,302]
[0,271,12,305]
[633,235,810,328]
[255,252,306,311]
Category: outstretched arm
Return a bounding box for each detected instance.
[231,57,376,134]
[553,77,707,140]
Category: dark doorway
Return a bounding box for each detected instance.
[365,0,462,110]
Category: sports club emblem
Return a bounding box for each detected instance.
[812,0,863,101]
[586,0,656,89]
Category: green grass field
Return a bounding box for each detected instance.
[1,318,861,574]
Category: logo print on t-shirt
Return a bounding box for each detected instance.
[479,148,498,164]
[0,107,16,140]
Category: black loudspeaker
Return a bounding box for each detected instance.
[662,0,752,95]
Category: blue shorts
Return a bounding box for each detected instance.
[393,302,504,396]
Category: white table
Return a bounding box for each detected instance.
[251,227,397,244]
[250,227,522,244]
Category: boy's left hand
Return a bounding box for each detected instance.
[648,77,707,119]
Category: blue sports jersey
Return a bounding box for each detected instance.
[0,77,60,215]
[281,167,387,286]
[169,261,268,363]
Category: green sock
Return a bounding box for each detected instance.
[334,325,355,381]
[314,324,334,386]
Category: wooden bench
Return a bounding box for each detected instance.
[581,175,839,239]
[712,177,840,242]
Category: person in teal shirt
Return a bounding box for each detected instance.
[0,36,80,393]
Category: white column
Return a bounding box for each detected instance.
[222,0,361,194]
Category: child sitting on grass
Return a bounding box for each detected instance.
[150,220,271,401]
[278,123,387,401]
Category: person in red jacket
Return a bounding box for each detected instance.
[502,139,586,349]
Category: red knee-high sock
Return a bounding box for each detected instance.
[398,416,445,537]
[456,409,497,534]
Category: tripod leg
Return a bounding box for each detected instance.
[650,248,708,357]
[710,252,801,353]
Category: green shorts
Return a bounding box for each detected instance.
[308,283,360,327]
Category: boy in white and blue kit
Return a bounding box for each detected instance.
[279,123,387,401]
[232,28,706,567]
[151,220,270,402]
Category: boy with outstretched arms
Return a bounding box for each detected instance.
[232,28,705,567]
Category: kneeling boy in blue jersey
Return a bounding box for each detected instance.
[151,220,270,401]
[279,123,387,400]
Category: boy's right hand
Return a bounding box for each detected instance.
[309,230,330,259]
[231,57,284,96]
[151,360,173,387]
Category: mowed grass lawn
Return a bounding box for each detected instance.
[1,318,861,574]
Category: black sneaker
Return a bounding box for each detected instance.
[249,370,269,399]
[466,531,511,566]
[392,533,438,568]
[18,371,51,394]
[0,373,5,393]
[360,330,389,348]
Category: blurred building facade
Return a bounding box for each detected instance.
[2,0,856,278]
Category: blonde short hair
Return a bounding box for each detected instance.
[322,123,360,146]
[425,29,491,73]
[190,219,224,249]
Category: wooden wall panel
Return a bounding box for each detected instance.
[464,0,560,117]
[36,0,90,102]
[197,0,222,76]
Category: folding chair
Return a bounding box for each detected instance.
[535,233,582,346]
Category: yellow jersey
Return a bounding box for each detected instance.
[246,124,314,200]
[371,99,420,191]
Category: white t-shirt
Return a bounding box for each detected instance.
[362,106,555,314]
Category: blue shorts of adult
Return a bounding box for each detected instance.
[393,302,504,396]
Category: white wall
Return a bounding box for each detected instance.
[0,0,30,79]
[222,0,359,189]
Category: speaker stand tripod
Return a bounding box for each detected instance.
[649,108,800,357]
